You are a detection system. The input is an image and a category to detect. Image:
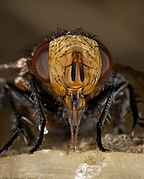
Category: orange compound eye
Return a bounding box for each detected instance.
[97,40,112,83]
[32,41,50,82]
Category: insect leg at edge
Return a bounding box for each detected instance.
[29,75,46,154]
[96,85,115,152]
[115,82,144,133]
[127,84,144,135]
[0,83,24,156]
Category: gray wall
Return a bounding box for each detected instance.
[0,0,144,71]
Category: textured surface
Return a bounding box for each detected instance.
[0,149,144,179]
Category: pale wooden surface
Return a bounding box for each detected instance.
[0,149,144,179]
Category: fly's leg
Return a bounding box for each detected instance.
[0,84,25,156]
[0,119,33,155]
[21,121,35,145]
[114,82,144,133]
[0,131,20,156]
[29,75,46,153]
[127,84,144,135]
[0,77,51,155]
[96,85,115,151]
[96,81,144,151]
[0,82,37,156]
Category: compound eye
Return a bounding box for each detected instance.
[32,41,50,82]
[98,41,112,82]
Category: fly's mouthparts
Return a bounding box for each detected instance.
[65,95,86,112]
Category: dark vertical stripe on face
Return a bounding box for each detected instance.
[71,62,76,81]
[79,63,84,82]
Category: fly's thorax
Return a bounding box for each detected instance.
[48,35,102,96]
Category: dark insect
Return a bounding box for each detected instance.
[0,29,143,155]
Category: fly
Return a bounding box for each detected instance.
[0,29,143,155]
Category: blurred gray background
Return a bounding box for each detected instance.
[0,0,144,71]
